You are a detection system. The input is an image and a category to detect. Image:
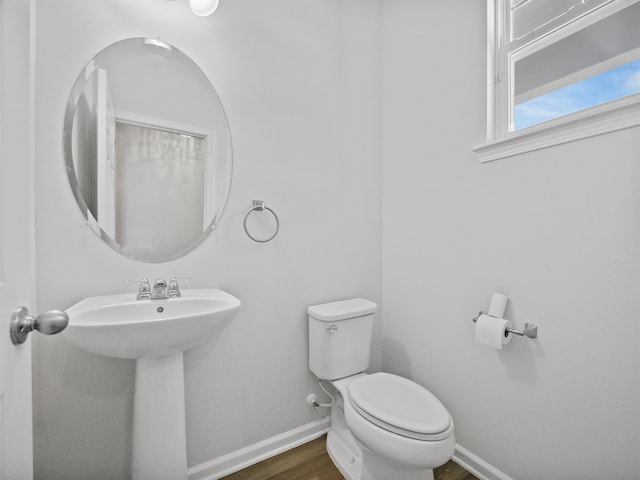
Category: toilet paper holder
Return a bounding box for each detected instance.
[472,311,538,339]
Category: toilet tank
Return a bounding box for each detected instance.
[308,298,377,380]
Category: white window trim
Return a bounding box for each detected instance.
[475,93,640,162]
[475,0,640,163]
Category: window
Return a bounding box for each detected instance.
[478,0,640,161]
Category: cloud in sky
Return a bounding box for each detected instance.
[515,59,640,130]
[624,68,640,91]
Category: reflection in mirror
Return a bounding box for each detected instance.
[64,38,232,262]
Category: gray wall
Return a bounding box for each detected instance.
[382,1,640,478]
[33,0,382,478]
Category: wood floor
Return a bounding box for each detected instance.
[220,435,479,480]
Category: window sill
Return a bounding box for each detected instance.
[474,96,640,163]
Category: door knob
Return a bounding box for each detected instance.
[10,306,69,345]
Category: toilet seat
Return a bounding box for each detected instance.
[348,373,453,441]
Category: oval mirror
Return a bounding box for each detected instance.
[63,38,232,262]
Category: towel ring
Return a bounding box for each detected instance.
[243,200,279,243]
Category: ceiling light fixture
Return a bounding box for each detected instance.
[189,0,219,16]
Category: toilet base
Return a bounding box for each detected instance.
[360,448,434,480]
[327,430,436,480]
[326,430,361,480]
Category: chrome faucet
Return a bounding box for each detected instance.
[126,277,190,300]
[124,278,151,300]
[151,279,168,299]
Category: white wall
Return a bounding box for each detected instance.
[34,2,640,479]
[382,1,640,479]
[33,1,382,478]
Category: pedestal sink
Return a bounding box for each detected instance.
[64,288,241,480]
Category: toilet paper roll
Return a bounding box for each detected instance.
[475,314,512,350]
[487,292,509,318]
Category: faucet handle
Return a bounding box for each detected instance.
[123,278,151,299]
[123,277,150,290]
[168,277,191,297]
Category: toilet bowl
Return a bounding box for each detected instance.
[329,373,455,480]
[308,299,455,480]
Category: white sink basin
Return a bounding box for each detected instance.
[64,288,241,359]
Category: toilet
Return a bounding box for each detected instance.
[308,298,455,480]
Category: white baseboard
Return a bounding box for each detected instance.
[187,421,512,480]
[453,444,514,480]
[187,417,331,480]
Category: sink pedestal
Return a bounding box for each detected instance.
[132,352,187,480]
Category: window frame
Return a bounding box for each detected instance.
[476,0,640,162]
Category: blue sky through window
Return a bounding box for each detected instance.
[514,59,640,130]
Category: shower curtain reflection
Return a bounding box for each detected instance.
[115,122,206,261]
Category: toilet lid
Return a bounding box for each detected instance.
[348,373,452,440]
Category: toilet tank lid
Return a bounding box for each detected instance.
[308,298,377,321]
